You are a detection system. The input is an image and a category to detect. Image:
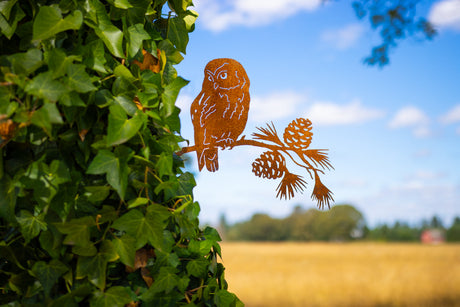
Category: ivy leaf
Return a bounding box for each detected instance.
[76,241,117,290]
[30,102,64,135]
[46,48,80,79]
[89,286,132,307]
[186,259,208,278]
[161,76,189,116]
[107,104,145,146]
[72,244,98,257]
[214,290,240,307]
[65,64,97,93]
[142,267,180,298]
[112,0,134,9]
[183,10,199,31]
[33,6,82,41]
[7,49,43,75]
[60,91,86,107]
[82,39,108,74]
[127,23,150,58]
[0,3,25,39]
[16,210,47,243]
[25,72,68,102]
[86,147,133,199]
[54,216,95,247]
[112,235,136,267]
[76,252,107,290]
[0,0,18,20]
[127,197,149,209]
[112,204,170,250]
[89,0,124,58]
[168,17,188,53]
[0,175,17,225]
[156,152,173,178]
[31,260,69,296]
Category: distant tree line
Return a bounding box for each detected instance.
[217,204,460,242]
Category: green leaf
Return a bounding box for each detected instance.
[49,159,72,185]
[113,0,134,9]
[156,152,173,178]
[46,48,80,79]
[16,210,47,243]
[7,49,43,75]
[0,0,18,19]
[161,76,189,116]
[88,0,124,58]
[33,6,82,41]
[25,72,68,102]
[0,175,17,224]
[30,102,64,135]
[112,235,136,267]
[186,259,208,278]
[76,252,107,290]
[168,17,188,53]
[112,204,170,250]
[86,147,133,199]
[31,260,68,296]
[76,241,117,290]
[141,267,180,298]
[127,197,149,209]
[214,290,239,307]
[90,286,132,307]
[107,104,145,146]
[54,216,95,247]
[183,10,199,31]
[72,244,98,256]
[167,0,193,14]
[83,39,108,73]
[114,65,136,82]
[65,64,97,93]
[83,186,111,204]
[127,23,150,58]
[0,3,25,39]
[60,91,86,107]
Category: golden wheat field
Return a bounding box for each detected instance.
[220,242,460,307]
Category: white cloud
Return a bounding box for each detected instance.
[428,0,460,31]
[305,100,385,126]
[440,104,460,124]
[388,106,431,137]
[194,0,322,32]
[321,23,365,50]
[250,91,305,122]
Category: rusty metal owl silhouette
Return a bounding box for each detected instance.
[179,58,334,208]
[191,58,250,172]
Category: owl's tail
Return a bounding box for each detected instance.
[197,147,219,172]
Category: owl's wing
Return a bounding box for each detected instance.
[191,91,217,171]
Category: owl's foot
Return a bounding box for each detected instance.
[217,138,236,150]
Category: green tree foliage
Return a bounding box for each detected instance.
[446,217,460,242]
[227,204,365,242]
[353,0,437,66]
[0,0,242,305]
[367,221,420,242]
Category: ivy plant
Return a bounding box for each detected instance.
[0,0,242,306]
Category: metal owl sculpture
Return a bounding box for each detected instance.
[178,58,334,209]
[191,58,250,172]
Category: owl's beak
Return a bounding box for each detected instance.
[213,83,218,90]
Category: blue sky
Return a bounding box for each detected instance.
[175,0,460,227]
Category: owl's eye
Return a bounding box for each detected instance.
[219,72,227,80]
[208,75,213,82]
